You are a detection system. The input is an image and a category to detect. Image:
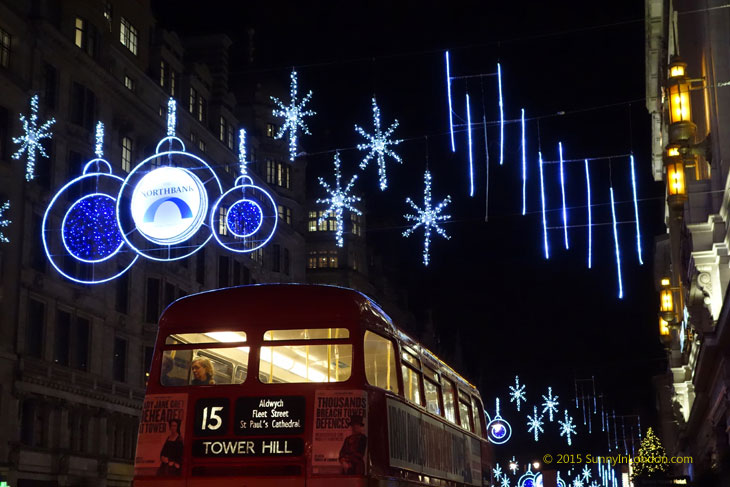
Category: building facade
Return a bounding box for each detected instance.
[645,0,730,481]
[0,0,305,485]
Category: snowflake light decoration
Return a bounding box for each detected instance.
[572,477,584,487]
[509,376,527,412]
[271,69,315,161]
[403,170,451,266]
[581,466,591,483]
[589,482,598,487]
[12,94,56,181]
[509,457,518,474]
[500,475,511,487]
[355,97,403,191]
[559,409,577,446]
[493,464,503,481]
[0,201,10,243]
[541,386,560,422]
[316,152,362,247]
[526,405,544,442]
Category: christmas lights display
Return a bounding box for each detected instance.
[558,142,569,249]
[501,476,511,487]
[521,109,527,215]
[0,201,10,243]
[609,187,623,299]
[445,51,456,152]
[316,152,362,247]
[509,375,527,411]
[356,97,404,191]
[271,69,315,161]
[497,63,504,165]
[487,398,512,445]
[541,387,559,422]
[581,465,592,483]
[630,154,643,265]
[558,409,577,446]
[526,405,545,441]
[12,94,56,181]
[585,160,592,269]
[402,170,452,266]
[572,477,585,487]
[538,152,549,259]
[466,93,474,197]
[493,464,504,481]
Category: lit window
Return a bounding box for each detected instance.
[121,137,133,172]
[74,18,96,56]
[307,252,317,269]
[119,18,138,55]
[402,364,422,406]
[308,211,317,232]
[188,87,197,114]
[124,75,135,91]
[198,139,206,153]
[266,123,276,138]
[364,331,398,393]
[74,18,85,48]
[442,378,457,424]
[0,27,10,68]
[218,206,227,235]
[219,116,227,142]
[260,343,352,384]
[278,205,292,225]
[103,1,113,29]
[159,60,167,87]
[198,96,207,123]
[459,397,473,432]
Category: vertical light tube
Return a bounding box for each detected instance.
[539,151,549,259]
[497,62,504,165]
[610,188,623,299]
[483,115,490,221]
[585,159,592,269]
[521,108,526,215]
[466,94,474,196]
[630,154,643,264]
[445,51,455,152]
[239,128,247,175]
[558,142,569,249]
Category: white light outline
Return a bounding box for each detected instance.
[355,97,404,191]
[541,386,560,422]
[526,405,545,442]
[521,108,526,215]
[630,154,643,265]
[445,51,455,152]
[239,128,248,175]
[116,150,222,262]
[558,409,577,446]
[487,398,512,445]
[539,152,549,259]
[61,192,125,264]
[402,170,452,266]
[585,159,592,269]
[497,63,504,165]
[558,142,569,249]
[508,375,527,412]
[610,187,624,299]
[466,93,474,196]
[271,69,316,162]
[94,122,105,158]
[316,151,362,248]
[0,201,10,243]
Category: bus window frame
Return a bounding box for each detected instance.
[363,329,400,394]
[440,375,458,424]
[471,395,486,438]
[457,389,475,433]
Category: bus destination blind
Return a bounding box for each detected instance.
[234,396,305,435]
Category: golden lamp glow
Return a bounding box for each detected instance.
[661,277,671,286]
[667,147,680,157]
[669,64,685,78]
[666,161,686,196]
[659,317,671,336]
[669,83,692,124]
[660,288,674,314]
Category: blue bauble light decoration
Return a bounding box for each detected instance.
[227,199,263,237]
[62,193,123,263]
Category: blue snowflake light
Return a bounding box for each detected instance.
[509,375,527,411]
[581,466,592,483]
[12,94,56,181]
[558,409,577,446]
[317,152,362,248]
[541,386,560,422]
[355,97,403,191]
[62,194,123,262]
[572,477,584,487]
[0,201,10,243]
[403,170,451,266]
[501,476,511,487]
[271,70,315,161]
[526,405,544,442]
[493,464,504,481]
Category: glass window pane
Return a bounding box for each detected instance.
[424,379,441,416]
[471,397,483,437]
[401,350,419,368]
[161,347,249,386]
[401,365,422,405]
[259,345,352,384]
[263,328,349,341]
[364,331,398,393]
[165,331,247,345]
[442,378,456,423]
[459,399,472,431]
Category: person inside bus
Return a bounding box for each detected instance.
[158,418,183,476]
[161,355,186,386]
[338,414,367,475]
[190,357,215,385]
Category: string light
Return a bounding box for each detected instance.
[62,193,124,263]
[527,405,545,441]
[271,69,316,161]
[558,142,569,249]
[239,128,248,175]
[498,62,504,165]
[95,122,105,158]
[521,108,526,215]
[316,152,362,247]
[541,386,559,422]
[585,159,592,268]
[630,154,643,265]
[581,466,592,483]
[558,409,577,446]
[12,94,56,181]
[445,51,456,152]
[493,464,504,481]
[610,187,623,299]
[466,93,474,196]
[0,201,10,243]
[539,152,549,259]
[508,375,527,411]
[356,97,403,191]
[403,170,451,266]
[166,97,176,136]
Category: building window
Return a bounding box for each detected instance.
[121,136,133,172]
[103,1,113,29]
[283,248,290,275]
[278,205,292,225]
[272,244,281,272]
[190,131,197,144]
[124,75,135,91]
[266,160,291,189]
[196,248,205,285]
[309,210,335,232]
[113,337,127,382]
[54,310,71,366]
[26,299,45,358]
[159,61,167,87]
[76,317,89,371]
[119,17,138,55]
[308,250,338,269]
[351,213,362,236]
[70,82,96,130]
[218,206,227,235]
[74,18,97,57]
[266,123,276,138]
[145,277,160,323]
[159,61,177,97]
[251,247,263,265]
[219,117,235,150]
[116,267,128,313]
[218,255,229,288]
[0,27,10,68]
[188,87,197,114]
[198,139,206,153]
[43,62,58,110]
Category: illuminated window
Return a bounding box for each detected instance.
[402,364,422,406]
[0,27,10,68]
[74,18,97,57]
[124,75,134,91]
[364,331,398,393]
[74,18,85,48]
[188,87,197,114]
[278,205,292,225]
[121,136,133,172]
[198,139,206,153]
[307,251,317,269]
[159,60,167,87]
[471,397,483,437]
[308,211,317,232]
[160,63,177,97]
[103,1,113,29]
[260,343,352,384]
[351,213,361,236]
[119,17,138,55]
[197,95,207,123]
[424,378,441,415]
[218,206,227,235]
[266,123,276,138]
[163,332,248,386]
[459,396,473,432]
[313,250,338,269]
[442,378,456,423]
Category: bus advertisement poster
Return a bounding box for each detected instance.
[134,393,188,476]
[312,390,368,475]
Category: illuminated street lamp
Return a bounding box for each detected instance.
[664,146,687,209]
[659,277,675,322]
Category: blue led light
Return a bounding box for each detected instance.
[610,187,623,299]
[62,193,123,263]
[487,398,512,445]
[585,160,592,269]
[538,152,549,259]
[445,51,455,152]
[356,97,403,191]
[521,109,527,215]
[497,63,504,165]
[239,128,249,175]
[558,409,577,446]
[541,386,559,422]
[509,375,527,411]
[271,70,316,161]
[403,171,451,266]
[317,151,362,248]
[527,405,545,442]
[630,154,643,265]
[466,93,474,197]
[12,94,56,182]
[0,201,10,243]
[558,142,569,249]
[227,199,263,237]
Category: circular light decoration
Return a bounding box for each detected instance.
[518,467,538,487]
[116,136,222,261]
[487,398,512,445]
[210,175,278,253]
[43,157,138,284]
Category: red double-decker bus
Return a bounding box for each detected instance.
[133,284,494,486]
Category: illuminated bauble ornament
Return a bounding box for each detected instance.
[62,193,123,262]
[227,199,263,237]
[487,398,512,445]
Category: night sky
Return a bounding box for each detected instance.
[153,0,667,460]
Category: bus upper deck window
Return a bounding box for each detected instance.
[424,377,441,416]
[259,344,352,384]
[263,328,349,341]
[363,331,398,393]
[458,393,473,432]
[401,349,419,368]
[441,378,456,424]
[161,347,249,386]
[401,364,422,406]
[471,396,483,437]
[165,331,247,345]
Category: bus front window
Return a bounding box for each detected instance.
[161,331,249,386]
